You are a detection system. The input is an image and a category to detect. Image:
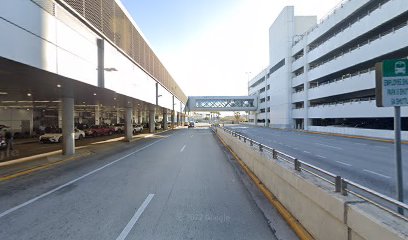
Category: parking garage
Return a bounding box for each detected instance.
[0,0,187,162]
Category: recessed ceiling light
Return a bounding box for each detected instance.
[83,102,86,104]
[26,108,30,111]
[93,93,96,96]
[57,84,61,88]
[0,92,8,95]
[114,97,117,100]
[27,93,32,97]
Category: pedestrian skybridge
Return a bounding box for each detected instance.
[186,96,257,112]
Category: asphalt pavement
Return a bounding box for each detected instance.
[0,128,292,240]
[225,124,408,203]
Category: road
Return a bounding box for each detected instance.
[0,128,291,240]
[225,124,408,203]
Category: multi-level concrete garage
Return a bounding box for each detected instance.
[249,0,408,140]
[0,0,187,155]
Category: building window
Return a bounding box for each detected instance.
[260,108,265,113]
[267,107,270,112]
[267,96,270,101]
[267,84,270,90]
[260,98,266,103]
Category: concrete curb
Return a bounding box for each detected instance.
[0,129,175,182]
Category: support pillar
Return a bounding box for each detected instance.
[149,109,155,133]
[254,112,258,126]
[58,102,63,128]
[116,108,121,124]
[171,110,175,128]
[138,110,142,124]
[62,97,75,156]
[125,107,133,142]
[95,105,100,125]
[163,109,168,130]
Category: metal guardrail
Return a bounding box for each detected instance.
[213,126,408,221]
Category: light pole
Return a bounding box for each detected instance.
[245,72,252,123]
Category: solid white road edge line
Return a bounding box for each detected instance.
[115,194,155,240]
[0,139,164,219]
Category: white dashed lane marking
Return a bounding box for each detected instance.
[363,169,391,179]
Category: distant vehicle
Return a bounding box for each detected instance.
[155,123,162,130]
[0,125,11,136]
[133,124,143,134]
[188,121,195,128]
[0,135,6,149]
[184,122,189,126]
[113,123,125,133]
[39,128,85,143]
[85,125,114,137]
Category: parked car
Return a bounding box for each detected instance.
[188,121,195,128]
[0,135,6,149]
[85,125,114,137]
[39,128,85,143]
[155,123,162,130]
[113,123,125,133]
[133,124,143,134]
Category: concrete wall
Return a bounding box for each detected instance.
[309,126,408,141]
[216,128,408,240]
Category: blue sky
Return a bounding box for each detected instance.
[120,0,341,96]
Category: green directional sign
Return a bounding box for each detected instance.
[376,59,408,107]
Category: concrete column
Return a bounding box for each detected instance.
[163,109,168,130]
[138,110,142,124]
[62,97,75,155]
[58,102,63,128]
[149,109,155,133]
[254,112,258,126]
[125,107,133,142]
[116,108,120,124]
[95,105,100,125]
[171,110,175,128]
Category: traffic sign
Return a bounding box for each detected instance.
[376,59,408,107]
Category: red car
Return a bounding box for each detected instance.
[85,125,114,137]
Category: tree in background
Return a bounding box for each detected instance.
[234,112,241,123]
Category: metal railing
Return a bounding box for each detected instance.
[213,127,408,221]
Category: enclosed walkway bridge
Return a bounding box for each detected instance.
[186,96,257,112]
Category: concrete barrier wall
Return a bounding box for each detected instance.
[216,129,408,240]
[309,126,408,141]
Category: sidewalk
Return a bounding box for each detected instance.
[0,130,173,182]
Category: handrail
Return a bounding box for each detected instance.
[214,126,408,219]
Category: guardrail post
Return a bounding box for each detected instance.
[238,135,241,140]
[341,179,348,196]
[250,140,253,146]
[243,138,246,143]
[272,149,277,159]
[294,159,301,171]
[335,176,342,192]
[259,144,263,152]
